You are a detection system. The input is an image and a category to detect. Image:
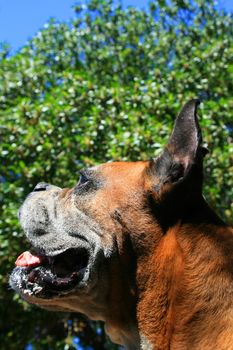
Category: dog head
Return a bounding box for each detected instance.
[10,99,207,344]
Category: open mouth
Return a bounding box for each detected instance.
[10,248,90,299]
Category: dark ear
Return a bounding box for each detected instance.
[151,99,208,189]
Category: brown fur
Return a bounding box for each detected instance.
[87,162,233,349]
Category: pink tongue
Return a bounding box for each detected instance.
[15,251,42,267]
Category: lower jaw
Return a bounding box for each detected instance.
[29,267,85,291]
[20,282,77,299]
[11,266,90,299]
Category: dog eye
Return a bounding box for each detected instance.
[77,173,89,188]
[74,169,100,195]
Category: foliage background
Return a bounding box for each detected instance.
[0,0,232,349]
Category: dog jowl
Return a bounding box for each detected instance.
[10,100,233,350]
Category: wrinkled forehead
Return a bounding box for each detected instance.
[90,160,150,185]
[93,160,149,176]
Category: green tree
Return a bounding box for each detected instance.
[0,0,232,348]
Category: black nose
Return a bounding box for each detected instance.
[33,182,50,192]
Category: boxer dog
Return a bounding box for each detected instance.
[10,100,233,350]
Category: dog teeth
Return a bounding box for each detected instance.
[24,289,33,296]
[32,285,43,294]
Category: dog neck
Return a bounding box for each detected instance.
[136,216,233,350]
[103,196,227,349]
[105,322,140,350]
[97,198,231,350]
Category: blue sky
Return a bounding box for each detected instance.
[0,0,232,52]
